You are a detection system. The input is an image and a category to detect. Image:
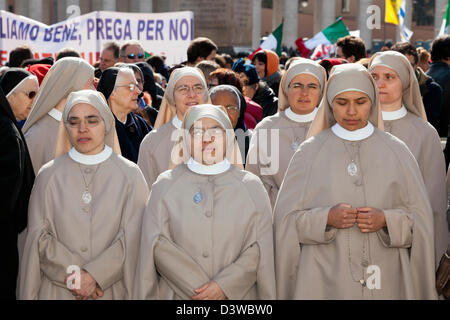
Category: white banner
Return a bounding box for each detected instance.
[0,10,194,66]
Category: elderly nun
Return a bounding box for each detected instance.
[137,66,210,188]
[20,90,148,300]
[246,58,327,206]
[274,63,437,299]
[134,104,275,300]
[369,51,449,268]
[22,57,95,174]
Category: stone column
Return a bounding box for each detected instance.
[252,0,262,49]
[272,0,283,30]
[314,0,336,34]
[0,0,6,11]
[358,0,373,50]
[29,0,44,22]
[93,0,116,11]
[435,0,447,37]
[130,0,153,12]
[283,0,298,49]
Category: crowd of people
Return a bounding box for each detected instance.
[1,33,450,300]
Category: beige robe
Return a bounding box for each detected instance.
[134,164,276,300]
[25,114,60,175]
[246,110,312,207]
[384,112,450,266]
[274,128,437,299]
[20,153,149,300]
[137,121,179,188]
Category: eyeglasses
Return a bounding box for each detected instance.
[66,116,103,128]
[127,53,144,60]
[22,91,37,99]
[225,105,239,114]
[175,84,205,96]
[115,83,141,92]
[288,83,320,92]
[190,127,225,138]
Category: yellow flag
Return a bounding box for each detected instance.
[385,0,400,25]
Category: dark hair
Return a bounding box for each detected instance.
[56,48,80,61]
[221,54,234,67]
[187,37,218,63]
[251,51,267,76]
[9,45,33,67]
[430,35,450,62]
[147,55,165,69]
[336,35,366,62]
[391,42,418,65]
[209,68,243,93]
[214,55,226,68]
[103,41,120,59]
[195,60,220,81]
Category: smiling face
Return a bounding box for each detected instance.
[287,73,321,115]
[173,75,207,120]
[253,57,266,79]
[332,91,372,131]
[110,69,142,113]
[189,117,227,165]
[7,77,39,120]
[210,91,239,128]
[66,103,106,155]
[370,65,403,109]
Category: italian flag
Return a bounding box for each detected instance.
[249,23,283,60]
[439,0,449,36]
[304,17,349,50]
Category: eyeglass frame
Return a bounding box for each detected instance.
[65,115,104,129]
[175,84,206,96]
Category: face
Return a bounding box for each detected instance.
[208,76,219,89]
[370,65,403,107]
[211,91,239,128]
[287,74,321,115]
[206,49,217,61]
[110,70,142,113]
[253,58,266,79]
[239,72,257,99]
[418,60,430,72]
[134,71,144,92]
[189,117,226,165]
[7,78,38,120]
[66,103,106,155]
[122,45,145,63]
[404,54,417,70]
[99,48,118,72]
[173,76,207,119]
[83,74,96,90]
[332,91,372,131]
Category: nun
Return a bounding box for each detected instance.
[274,63,437,299]
[97,67,151,163]
[246,58,326,206]
[22,57,95,174]
[0,87,35,299]
[0,68,39,122]
[137,66,209,188]
[20,90,149,300]
[369,51,449,267]
[134,104,275,300]
[210,85,250,164]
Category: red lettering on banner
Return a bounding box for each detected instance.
[0,51,8,65]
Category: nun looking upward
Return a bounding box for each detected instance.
[135,104,275,300]
[96,66,151,163]
[246,58,326,206]
[20,90,148,300]
[368,51,449,268]
[137,66,210,188]
[22,57,95,174]
[274,63,437,299]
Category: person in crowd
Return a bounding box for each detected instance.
[221,53,234,69]
[20,90,148,300]
[8,45,33,68]
[134,104,275,300]
[318,58,348,79]
[21,57,54,68]
[147,55,170,81]
[246,58,326,207]
[274,63,437,299]
[119,41,146,63]
[137,67,210,188]
[369,51,449,269]
[56,48,80,61]
[186,37,218,66]
[22,57,95,174]
[195,60,220,86]
[336,35,367,63]
[26,64,52,86]
[96,67,151,163]
[251,49,281,96]
[417,47,431,72]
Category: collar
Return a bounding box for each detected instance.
[382,105,407,121]
[285,107,318,123]
[48,108,62,121]
[331,122,374,141]
[68,145,113,165]
[172,115,183,129]
[187,157,231,175]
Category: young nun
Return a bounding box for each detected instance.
[0,68,39,122]
[22,57,95,174]
[96,67,151,163]
[274,63,437,299]
[20,90,149,300]
[369,51,449,268]
[246,58,326,206]
[137,67,210,188]
[134,104,275,300]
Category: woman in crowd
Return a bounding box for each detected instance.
[251,49,281,96]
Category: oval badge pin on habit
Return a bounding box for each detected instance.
[193,191,203,204]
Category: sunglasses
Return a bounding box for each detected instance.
[127,53,144,59]
[23,91,37,99]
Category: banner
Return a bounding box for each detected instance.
[0,10,194,66]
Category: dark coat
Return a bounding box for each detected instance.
[427,62,450,137]
[252,81,279,119]
[417,67,443,132]
[115,112,151,163]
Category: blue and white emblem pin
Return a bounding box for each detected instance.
[193,192,203,204]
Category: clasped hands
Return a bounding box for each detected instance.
[327,203,387,233]
[64,270,104,300]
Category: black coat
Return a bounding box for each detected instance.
[417,68,443,132]
[115,112,151,163]
[252,82,279,119]
[427,62,450,137]
[0,88,35,300]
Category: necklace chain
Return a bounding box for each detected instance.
[78,163,101,191]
